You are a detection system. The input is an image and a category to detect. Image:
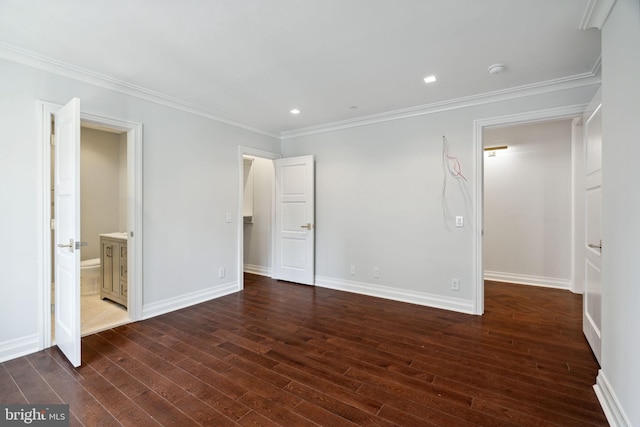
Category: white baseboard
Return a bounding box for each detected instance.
[244,264,272,277]
[0,333,40,363]
[594,370,632,427]
[142,281,240,320]
[484,270,571,289]
[315,276,475,314]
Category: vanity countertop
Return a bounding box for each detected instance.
[99,232,128,241]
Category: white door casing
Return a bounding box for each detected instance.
[274,156,315,285]
[54,98,82,367]
[583,91,602,364]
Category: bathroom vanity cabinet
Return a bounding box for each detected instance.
[100,233,127,307]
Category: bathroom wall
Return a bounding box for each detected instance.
[80,127,125,261]
[118,132,128,232]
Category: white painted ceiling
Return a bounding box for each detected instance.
[0,0,600,135]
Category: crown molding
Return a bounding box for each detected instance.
[0,42,279,139]
[281,72,601,140]
[0,42,602,142]
[580,0,617,30]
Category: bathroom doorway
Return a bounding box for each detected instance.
[78,124,129,334]
[42,99,143,357]
[50,123,130,340]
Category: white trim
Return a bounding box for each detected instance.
[282,74,600,139]
[570,116,585,294]
[37,101,54,351]
[473,116,485,315]
[594,370,632,427]
[0,334,40,363]
[244,264,272,277]
[580,0,617,30]
[2,42,600,142]
[142,282,240,320]
[38,101,143,351]
[0,42,278,139]
[483,271,571,290]
[237,147,281,291]
[473,103,590,316]
[315,276,475,315]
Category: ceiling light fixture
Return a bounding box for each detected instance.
[423,75,437,84]
[484,145,508,151]
[484,145,508,156]
[488,63,506,75]
[290,108,301,115]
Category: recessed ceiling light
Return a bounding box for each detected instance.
[423,75,437,84]
[290,108,301,115]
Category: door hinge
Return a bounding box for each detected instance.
[50,134,55,146]
[50,219,56,230]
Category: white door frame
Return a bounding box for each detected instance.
[38,100,143,349]
[472,104,589,315]
[237,146,281,290]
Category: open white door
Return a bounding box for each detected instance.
[54,98,82,367]
[583,91,602,364]
[274,155,315,285]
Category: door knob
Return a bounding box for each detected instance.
[588,240,602,250]
[300,223,313,230]
[57,238,74,251]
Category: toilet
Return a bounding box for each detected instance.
[81,258,100,296]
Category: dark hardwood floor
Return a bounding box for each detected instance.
[1,275,607,426]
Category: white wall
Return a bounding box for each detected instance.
[0,58,280,360]
[483,120,573,288]
[243,156,274,274]
[598,0,640,424]
[80,127,123,261]
[281,85,598,313]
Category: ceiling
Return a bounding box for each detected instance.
[0,0,601,135]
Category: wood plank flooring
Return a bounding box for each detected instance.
[1,275,607,426]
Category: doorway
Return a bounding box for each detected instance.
[472,105,587,314]
[483,119,574,289]
[50,124,129,340]
[77,125,129,335]
[238,147,280,289]
[39,100,143,351]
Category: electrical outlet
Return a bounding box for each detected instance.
[373,267,380,278]
[219,268,226,279]
[226,212,232,223]
[451,278,460,291]
[350,265,356,275]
